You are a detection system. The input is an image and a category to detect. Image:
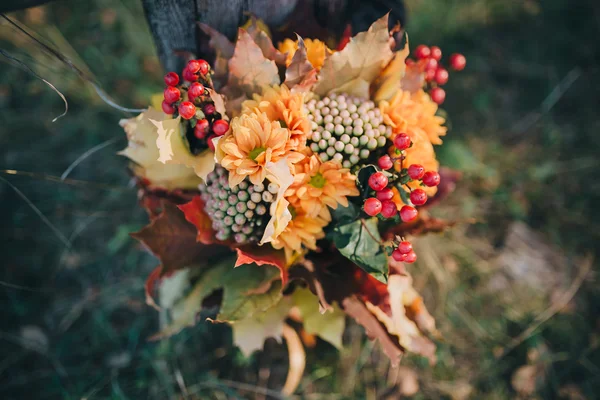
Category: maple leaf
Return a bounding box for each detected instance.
[131,201,229,274]
[150,117,216,181]
[284,36,316,91]
[119,108,202,190]
[235,246,288,286]
[226,29,280,98]
[260,157,295,247]
[151,260,281,340]
[232,295,292,357]
[178,196,216,245]
[292,287,345,349]
[207,88,228,119]
[145,266,163,311]
[198,23,234,81]
[244,15,287,65]
[372,37,410,102]
[379,274,437,363]
[343,296,404,366]
[313,14,395,98]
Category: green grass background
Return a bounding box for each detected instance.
[1,0,599,398]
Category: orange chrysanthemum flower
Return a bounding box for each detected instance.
[242,85,311,150]
[286,155,359,220]
[379,89,447,145]
[271,208,328,261]
[278,38,331,70]
[215,111,304,188]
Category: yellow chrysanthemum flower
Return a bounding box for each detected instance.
[286,155,359,220]
[271,208,328,262]
[215,111,304,188]
[278,38,331,70]
[242,85,311,150]
[379,89,447,145]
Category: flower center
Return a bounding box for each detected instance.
[248,147,266,161]
[309,172,326,188]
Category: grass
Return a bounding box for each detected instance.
[1,0,599,398]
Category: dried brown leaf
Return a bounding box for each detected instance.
[284,36,316,90]
[226,29,280,98]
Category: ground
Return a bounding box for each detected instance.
[1,0,599,398]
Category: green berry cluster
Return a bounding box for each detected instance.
[305,93,392,168]
[199,166,279,244]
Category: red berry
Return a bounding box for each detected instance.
[425,58,438,71]
[207,134,217,151]
[212,119,230,136]
[380,200,398,219]
[425,68,436,82]
[404,251,417,263]
[435,68,449,85]
[422,171,441,187]
[414,45,431,60]
[188,82,205,99]
[203,103,216,115]
[393,133,411,150]
[449,53,466,71]
[378,155,393,170]
[410,188,428,206]
[376,188,394,201]
[194,119,210,139]
[182,68,198,82]
[178,101,196,119]
[430,46,442,61]
[407,164,425,180]
[400,205,418,222]
[368,172,388,191]
[405,58,415,66]
[197,59,210,75]
[392,249,407,262]
[398,241,413,254]
[430,87,446,105]
[164,72,179,86]
[161,100,175,114]
[186,60,201,73]
[163,86,181,103]
[364,198,382,216]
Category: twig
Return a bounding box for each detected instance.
[511,67,582,134]
[496,254,593,359]
[0,175,71,248]
[61,136,121,180]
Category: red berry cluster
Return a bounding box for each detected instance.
[406,44,466,105]
[391,239,417,264]
[363,133,440,224]
[161,59,229,153]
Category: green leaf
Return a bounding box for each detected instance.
[332,218,388,283]
[357,164,378,197]
[292,288,345,349]
[397,185,411,205]
[150,258,281,340]
[231,294,291,357]
[331,202,360,225]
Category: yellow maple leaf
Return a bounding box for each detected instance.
[313,14,394,98]
[149,117,215,181]
[372,38,410,102]
[119,108,202,190]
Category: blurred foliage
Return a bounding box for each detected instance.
[1,0,599,398]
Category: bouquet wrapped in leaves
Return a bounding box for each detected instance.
[120,13,466,376]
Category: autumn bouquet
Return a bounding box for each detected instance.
[120,13,465,381]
